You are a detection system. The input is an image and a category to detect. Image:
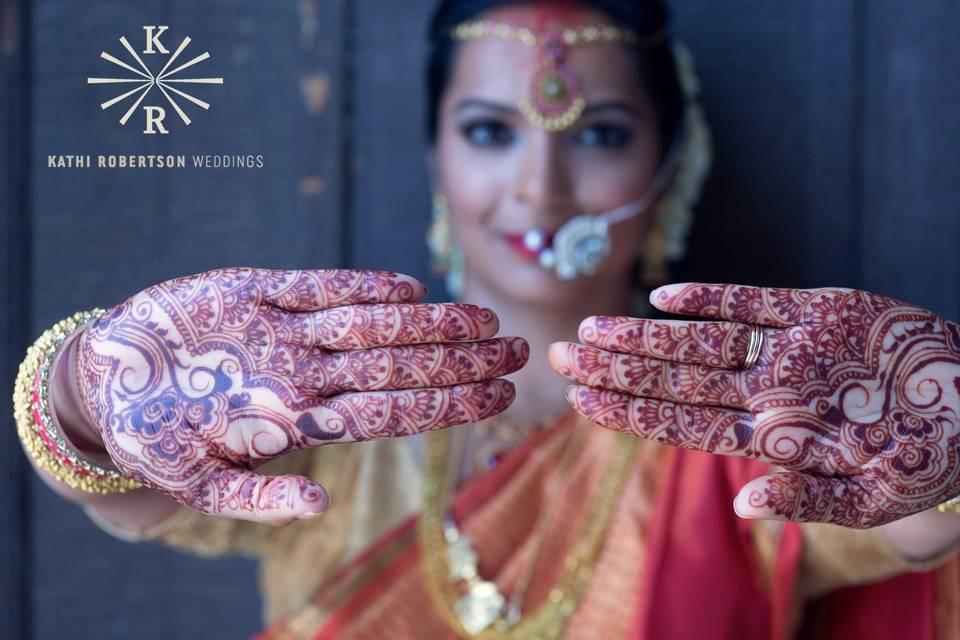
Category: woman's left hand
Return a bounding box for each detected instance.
[550,283,960,528]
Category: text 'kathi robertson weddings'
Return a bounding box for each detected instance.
[46,154,265,169]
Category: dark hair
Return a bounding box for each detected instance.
[425,0,684,159]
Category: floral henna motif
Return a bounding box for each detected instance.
[553,283,960,528]
[551,343,747,410]
[576,316,753,369]
[256,301,500,351]
[75,268,525,524]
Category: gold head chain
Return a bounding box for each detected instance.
[450,20,668,131]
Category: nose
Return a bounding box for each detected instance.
[511,130,575,221]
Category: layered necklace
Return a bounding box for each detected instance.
[417,419,638,638]
[419,17,665,636]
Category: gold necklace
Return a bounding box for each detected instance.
[471,414,561,474]
[418,424,638,639]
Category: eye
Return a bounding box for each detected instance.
[573,123,632,148]
[460,119,515,148]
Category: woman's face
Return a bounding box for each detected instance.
[434,5,662,308]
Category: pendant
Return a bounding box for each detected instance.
[447,535,479,581]
[518,35,586,132]
[454,580,507,635]
[519,67,586,132]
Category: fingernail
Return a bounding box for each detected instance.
[732,499,745,518]
[296,494,331,520]
[650,283,684,304]
[732,495,755,519]
[511,337,530,357]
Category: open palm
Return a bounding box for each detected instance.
[551,283,960,528]
[77,268,525,524]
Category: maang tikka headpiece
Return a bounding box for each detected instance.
[451,20,667,131]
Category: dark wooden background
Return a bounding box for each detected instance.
[1,0,957,637]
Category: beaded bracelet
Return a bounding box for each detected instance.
[14,309,142,494]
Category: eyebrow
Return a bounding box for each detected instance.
[454,98,638,117]
[455,98,516,114]
[583,102,638,117]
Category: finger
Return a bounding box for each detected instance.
[276,303,499,349]
[294,379,516,444]
[734,472,888,528]
[650,283,812,328]
[187,464,330,525]
[578,316,752,369]
[549,343,747,410]
[564,385,766,460]
[304,337,528,394]
[258,269,426,311]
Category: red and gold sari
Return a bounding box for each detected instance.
[254,414,960,640]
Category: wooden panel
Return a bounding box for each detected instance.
[671,0,828,287]
[673,0,959,320]
[799,0,861,287]
[859,0,960,319]
[1,1,33,637]
[349,0,443,298]
[28,1,346,637]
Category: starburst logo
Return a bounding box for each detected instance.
[87,26,224,134]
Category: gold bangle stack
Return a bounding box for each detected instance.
[937,496,960,514]
[13,309,142,494]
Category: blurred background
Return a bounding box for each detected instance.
[1,0,958,637]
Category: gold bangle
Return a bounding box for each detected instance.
[937,496,960,514]
[13,309,142,494]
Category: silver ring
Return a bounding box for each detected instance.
[742,325,764,370]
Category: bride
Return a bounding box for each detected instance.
[17,0,960,638]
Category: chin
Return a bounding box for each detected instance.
[480,264,619,309]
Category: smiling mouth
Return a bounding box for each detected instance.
[499,229,556,261]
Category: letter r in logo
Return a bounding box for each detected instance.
[143,25,169,54]
[143,106,169,134]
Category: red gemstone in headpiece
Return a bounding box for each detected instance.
[529,66,580,117]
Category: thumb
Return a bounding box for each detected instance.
[193,467,330,525]
[734,472,877,528]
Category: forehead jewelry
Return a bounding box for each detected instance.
[451,20,666,132]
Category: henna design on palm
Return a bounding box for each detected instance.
[76,268,527,524]
[551,283,960,528]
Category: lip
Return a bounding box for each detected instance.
[499,231,556,262]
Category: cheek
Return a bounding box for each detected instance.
[436,140,504,232]
[437,140,483,218]
[604,214,649,274]
[572,150,659,212]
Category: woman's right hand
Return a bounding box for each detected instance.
[73,268,526,525]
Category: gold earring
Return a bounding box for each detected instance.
[427,193,453,272]
[426,193,465,298]
[640,214,670,288]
